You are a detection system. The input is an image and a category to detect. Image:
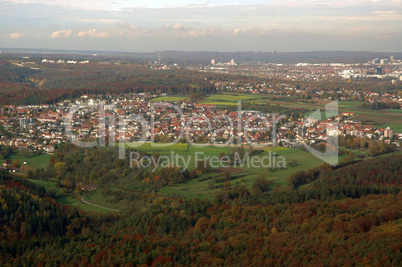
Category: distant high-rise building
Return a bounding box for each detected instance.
[372,58,380,64]
[384,127,393,138]
[380,58,389,65]
[377,66,383,75]
[230,59,236,66]
[211,59,215,65]
[390,55,394,63]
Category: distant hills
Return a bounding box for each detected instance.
[1,48,402,63]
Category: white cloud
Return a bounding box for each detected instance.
[119,21,140,30]
[164,23,189,31]
[9,32,23,39]
[50,29,72,38]
[4,0,254,10]
[373,11,398,15]
[231,28,241,36]
[186,28,219,37]
[76,29,109,38]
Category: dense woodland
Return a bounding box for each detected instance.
[0,59,216,105]
[0,151,401,265]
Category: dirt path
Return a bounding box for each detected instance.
[80,196,120,212]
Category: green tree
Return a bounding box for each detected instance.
[251,175,272,196]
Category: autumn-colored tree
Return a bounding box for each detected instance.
[221,170,231,181]
[54,162,66,179]
[12,159,21,168]
[49,156,55,166]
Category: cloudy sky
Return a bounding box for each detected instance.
[1,0,402,52]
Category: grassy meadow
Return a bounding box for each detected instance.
[157,147,345,200]
[28,179,117,213]
[150,95,189,102]
[126,142,233,170]
[10,153,52,169]
[200,93,265,106]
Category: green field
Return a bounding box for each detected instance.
[201,93,265,106]
[338,101,363,109]
[123,142,337,200]
[158,148,344,200]
[238,98,402,131]
[382,109,402,114]
[205,94,258,101]
[28,179,57,191]
[125,142,232,170]
[200,101,240,106]
[199,94,401,132]
[10,153,52,169]
[150,95,189,102]
[58,196,113,213]
[158,174,220,200]
[28,179,116,213]
[380,123,402,133]
[84,190,123,210]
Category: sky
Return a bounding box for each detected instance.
[1,0,402,52]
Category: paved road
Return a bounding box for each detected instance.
[80,196,120,212]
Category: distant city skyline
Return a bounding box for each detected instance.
[1,0,402,52]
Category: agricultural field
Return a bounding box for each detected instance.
[198,94,401,133]
[200,93,265,106]
[241,97,402,132]
[380,123,402,133]
[150,95,189,102]
[337,101,362,109]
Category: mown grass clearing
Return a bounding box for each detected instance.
[200,93,265,106]
[85,190,124,210]
[10,153,52,169]
[150,95,189,102]
[57,196,113,213]
[28,179,114,213]
[28,179,57,191]
[207,94,260,101]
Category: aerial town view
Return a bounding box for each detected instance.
[0,0,401,266]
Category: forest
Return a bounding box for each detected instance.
[0,58,216,105]
[361,101,401,110]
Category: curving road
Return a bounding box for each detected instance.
[80,196,120,212]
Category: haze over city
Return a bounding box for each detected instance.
[1,0,402,52]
